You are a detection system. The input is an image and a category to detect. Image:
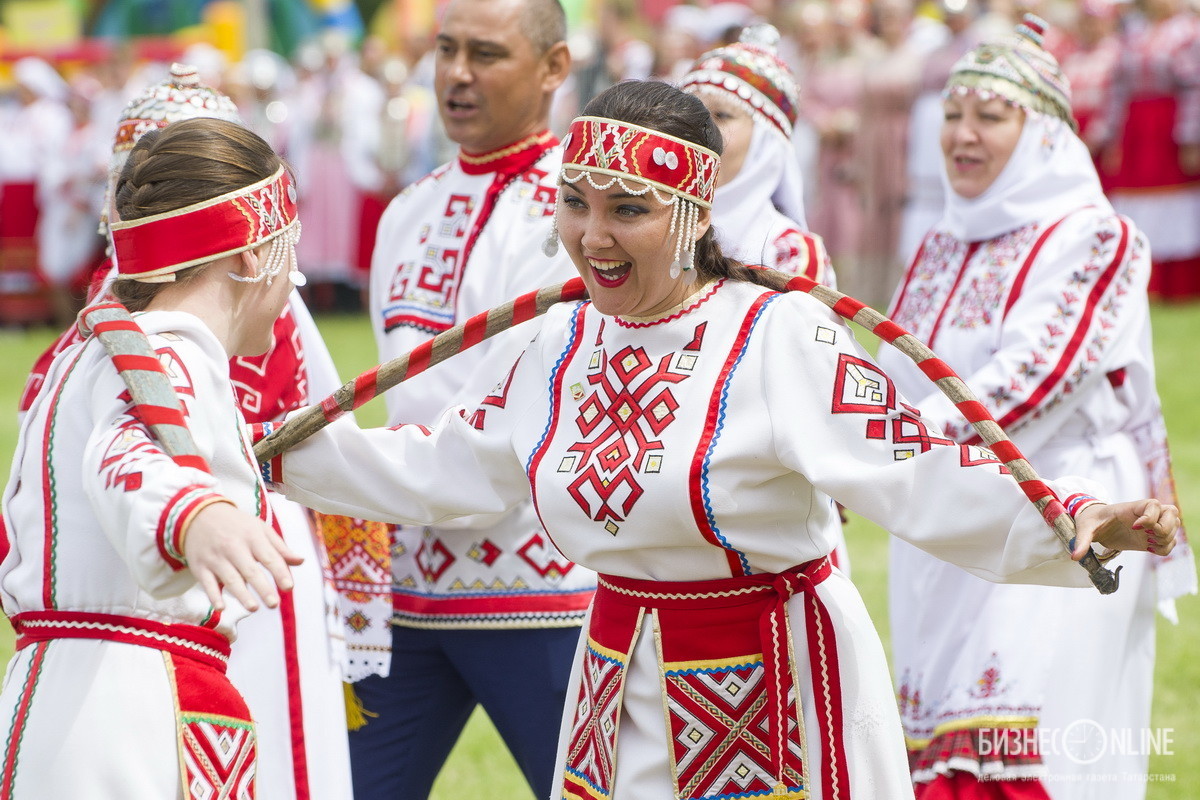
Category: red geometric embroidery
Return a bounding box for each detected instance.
[98,420,160,492]
[830,353,895,415]
[181,715,257,799]
[468,538,502,566]
[958,445,1012,474]
[889,412,956,458]
[467,355,522,430]
[415,538,456,582]
[516,531,574,580]
[564,345,691,523]
[664,660,805,799]
[564,642,627,800]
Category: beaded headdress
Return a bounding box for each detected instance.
[945,14,1075,131]
[545,116,721,278]
[111,166,300,284]
[102,63,243,233]
[679,24,800,139]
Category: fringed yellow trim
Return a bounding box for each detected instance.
[343,682,379,731]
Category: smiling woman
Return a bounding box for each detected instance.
[881,15,1196,798]
[260,78,1178,800]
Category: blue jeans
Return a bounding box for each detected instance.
[348,624,582,800]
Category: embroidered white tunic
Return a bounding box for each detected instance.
[880,207,1194,798]
[368,135,595,630]
[274,279,1103,800]
[0,311,262,799]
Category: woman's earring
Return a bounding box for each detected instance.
[542,211,560,257]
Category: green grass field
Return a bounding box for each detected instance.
[1,304,1196,798]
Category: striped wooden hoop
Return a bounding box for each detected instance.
[79,302,211,474]
[251,278,590,463]
[252,272,1118,594]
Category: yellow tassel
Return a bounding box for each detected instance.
[343,682,378,731]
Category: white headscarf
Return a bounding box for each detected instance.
[712,115,809,262]
[14,57,68,103]
[938,109,1111,243]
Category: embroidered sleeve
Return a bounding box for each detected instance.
[760,293,1101,587]
[913,215,1149,452]
[81,340,223,599]
[273,319,561,525]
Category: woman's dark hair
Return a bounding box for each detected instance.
[111,118,285,310]
[581,80,790,291]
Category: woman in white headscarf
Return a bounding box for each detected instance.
[681,24,835,287]
[0,58,71,325]
[881,16,1195,800]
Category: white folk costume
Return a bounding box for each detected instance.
[880,19,1196,799]
[265,114,1117,800]
[15,66,355,799]
[680,25,835,286]
[0,312,268,798]
[367,130,595,635]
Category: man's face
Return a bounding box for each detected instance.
[434,0,555,153]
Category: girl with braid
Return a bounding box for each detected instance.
[0,118,302,799]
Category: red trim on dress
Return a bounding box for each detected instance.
[613,280,723,328]
[528,303,591,559]
[888,235,931,317]
[688,293,771,577]
[1002,215,1075,321]
[928,242,983,351]
[11,610,231,671]
[39,345,89,610]
[0,641,48,799]
[982,219,1131,440]
[274,521,311,800]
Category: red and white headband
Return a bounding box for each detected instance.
[559,116,720,208]
[111,166,299,283]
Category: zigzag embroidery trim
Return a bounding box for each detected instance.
[18,619,228,664]
[597,578,771,602]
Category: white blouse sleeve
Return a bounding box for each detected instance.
[759,293,1101,587]
[81,340,226,599]
[272,336,553,526]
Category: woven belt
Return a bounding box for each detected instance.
[597,557,847,797]
[11,610,231,673]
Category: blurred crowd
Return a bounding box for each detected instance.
[2,0,1197,326]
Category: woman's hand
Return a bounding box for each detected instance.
[183,501,304,611]
[1071,499,1180,560]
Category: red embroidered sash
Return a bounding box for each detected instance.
[563,558,849,800]
[12,611,257,799]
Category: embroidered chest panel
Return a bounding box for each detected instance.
[380,187,480,334]
[556,318,708,536]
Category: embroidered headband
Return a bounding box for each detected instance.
[111,166,299,283]
[945,14,1076,131]
[680,24,800,139]
[559,116,720,208]
[549,116,721,277]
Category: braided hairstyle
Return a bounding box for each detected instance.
[580,81,790,292]
[111,118,285,310]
